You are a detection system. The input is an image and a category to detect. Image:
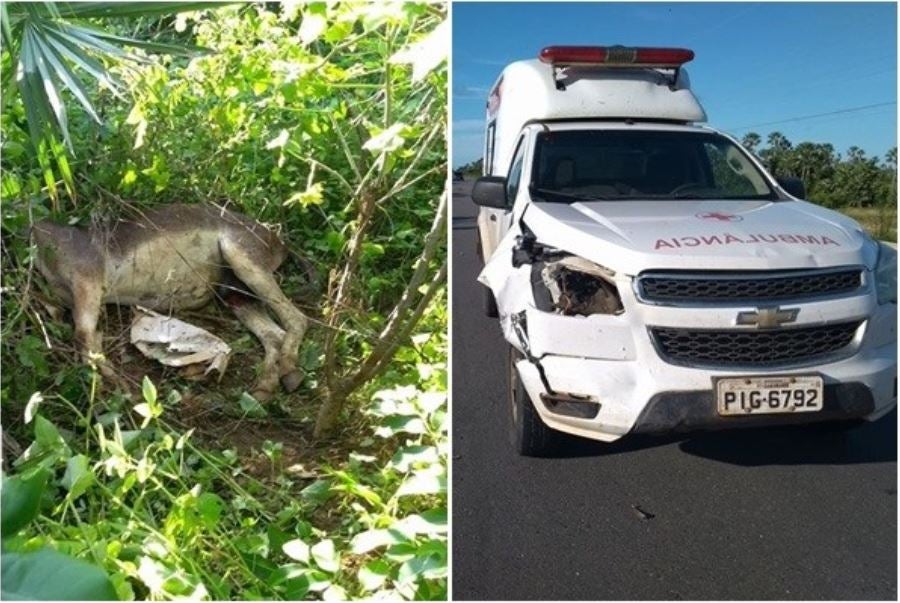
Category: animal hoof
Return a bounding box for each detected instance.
[281,370,303,392]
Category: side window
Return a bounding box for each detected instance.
[506,137,527,203]
[484,122,496,174]
[704,142,762,195]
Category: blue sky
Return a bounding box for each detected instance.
[452,1,897,166]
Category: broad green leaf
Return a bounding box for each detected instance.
[1,548,117,600]
[306,569,332,592]
[62,454,94,499]
[395,473,446,498]
[270,563,309,586]
[390,445,439,472]
[33,415,64,450]
[397,552,446,585]
[300,479,332,505]
[282,539,310,563]
[374,415,426,438]
[141,376,157,405]
[363,123,407,154]
[1,469,49,537]
[322,584,347,601]
[15,336,48,376]
[395,510,447,536]
[350,528,404,555]
[358,559,390,592]
[238,392,267,418]
[197,492,224,528]
[310,539,339,574]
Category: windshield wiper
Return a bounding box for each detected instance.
[531,188,613,201]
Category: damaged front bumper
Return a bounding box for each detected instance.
[514,335,895,442]
[482,230,897,443]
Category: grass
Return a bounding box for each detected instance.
[836,205,897,243]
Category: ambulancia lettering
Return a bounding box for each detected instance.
[654,234,841,250]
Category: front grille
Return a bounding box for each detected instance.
[637,268,863,304]
[651,321,862,367]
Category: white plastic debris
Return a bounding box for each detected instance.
[130,307,231,376]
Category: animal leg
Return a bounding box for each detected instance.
[71,281,114,380]
[227,296,286,402]
[219,238,309,392]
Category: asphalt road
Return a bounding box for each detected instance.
[450,180,897,600]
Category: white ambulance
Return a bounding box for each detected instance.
[473,46,897,456]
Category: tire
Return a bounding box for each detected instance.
[476,229,499,317]
[507,346,558,457]
[483,285,499,318]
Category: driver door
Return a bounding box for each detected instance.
[478,133,528,260]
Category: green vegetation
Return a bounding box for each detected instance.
[455,158,481,180]
[742,132,897,241]
[2,2,447,600]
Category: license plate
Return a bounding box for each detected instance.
[715,375,823,416]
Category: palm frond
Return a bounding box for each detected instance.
[6,0,226,154]
[32,2,233,20]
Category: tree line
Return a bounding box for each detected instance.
[741,132,897,209]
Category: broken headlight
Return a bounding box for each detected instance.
[533,256,624,316]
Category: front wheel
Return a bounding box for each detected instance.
[507,346,558,457]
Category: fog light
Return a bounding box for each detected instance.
[539,392,601,419]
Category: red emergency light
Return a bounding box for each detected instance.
[539,46,695,68]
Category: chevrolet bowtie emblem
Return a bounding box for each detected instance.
[736,306,800,329]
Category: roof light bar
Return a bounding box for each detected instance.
[539,46,695,68]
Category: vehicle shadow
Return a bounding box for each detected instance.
[546,408,897,466]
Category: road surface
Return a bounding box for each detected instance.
[451,180,897,600]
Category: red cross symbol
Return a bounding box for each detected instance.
[696,212,743,222]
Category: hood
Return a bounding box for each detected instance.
[522,198,879,275]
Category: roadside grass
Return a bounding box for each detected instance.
[836,205,897,243]
[1,296,448,600]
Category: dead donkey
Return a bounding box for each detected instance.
[31,203,310,401]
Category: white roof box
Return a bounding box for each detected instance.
[486,46,707,173]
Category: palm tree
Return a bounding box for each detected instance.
[740,132,761,154]
[1,2,223,204]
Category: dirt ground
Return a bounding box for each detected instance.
[89,302,360,482]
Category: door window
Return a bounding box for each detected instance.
[506,136,527,203]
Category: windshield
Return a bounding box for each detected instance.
[530,129,777,202]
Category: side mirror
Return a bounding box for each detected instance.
[472,176,509,209]
[777,176,806,199]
